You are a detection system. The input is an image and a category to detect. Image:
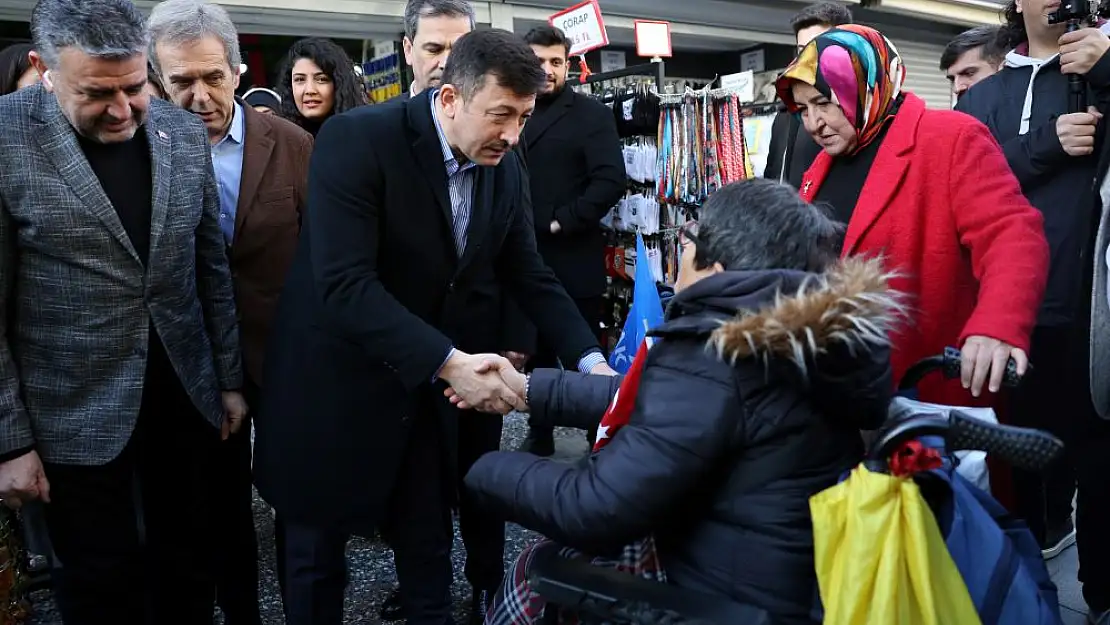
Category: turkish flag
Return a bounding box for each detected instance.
[593,340,651,452]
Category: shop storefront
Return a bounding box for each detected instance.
[510,0,986,109]
[858,1,1003,108]
[0,0,1003,108]
[858,14,965,109]
[871,0,1005,26]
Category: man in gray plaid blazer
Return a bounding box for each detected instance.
[0,0,245,623]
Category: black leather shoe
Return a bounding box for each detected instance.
[380,587,404,621]
[468,587,492,625]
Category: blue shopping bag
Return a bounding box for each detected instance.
[925,462,1063,625]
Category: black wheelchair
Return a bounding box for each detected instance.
[525,349,1063,624]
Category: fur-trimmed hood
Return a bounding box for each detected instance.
[654,257,901,373]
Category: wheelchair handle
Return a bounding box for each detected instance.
[868,411,1063,471]
[898,346,1026,392]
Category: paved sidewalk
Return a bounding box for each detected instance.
[1052,544,1090,625]
[25,414,589,625]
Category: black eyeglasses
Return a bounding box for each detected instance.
[678,221,700,246]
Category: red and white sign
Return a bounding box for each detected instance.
[549,0,609,57]
[634,20,673,58]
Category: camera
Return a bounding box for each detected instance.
[1047,1,1110,111]
[1047,0,1108,26]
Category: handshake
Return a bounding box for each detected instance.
[439,350,618,414]
[440,351,530,414]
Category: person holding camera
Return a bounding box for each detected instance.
[956,2,1110,622]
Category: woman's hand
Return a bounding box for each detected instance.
[445,357,528,413]
[960,335,1028,397]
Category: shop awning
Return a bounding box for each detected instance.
[872,0,1005,25]
[0,0,439,39]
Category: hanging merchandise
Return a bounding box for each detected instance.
[656,87,755,204]
[741,103,780,178]
[622,137,657,184]
[570,65,762,350]
[635,83,762,288]
[574,63,665,353]
[605,190,660,235]
[613,86,660,138]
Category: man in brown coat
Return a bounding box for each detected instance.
[149,1,312,623]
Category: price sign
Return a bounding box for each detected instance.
[740,49,765,73]
[549,0,609,57]
[634,20,672,58]
[720,71,754,103]
[601,50,626,72]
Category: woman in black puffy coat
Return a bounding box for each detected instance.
[462,178,902,624]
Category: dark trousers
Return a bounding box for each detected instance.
[280,522,347,625]
[282,410,454,625]
[42,372,220,625]
[1009,324,1110,612]
[458,412,506,590]
[528,295,604,440]
[215,378,262,625]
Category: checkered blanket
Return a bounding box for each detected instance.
[485,535,667,625]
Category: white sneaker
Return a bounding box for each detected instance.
[1041,520,1077,560]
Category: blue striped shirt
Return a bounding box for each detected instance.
[428,91,605,377]
[430,90,477,255]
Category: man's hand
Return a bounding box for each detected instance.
[0,451,49,509]
[446,358,528,412]
[440,351,524,414]
[1060,27,1110,76]
[550,220,562,234]
[960,335,1029,397]
[590,361,619,376]
[1057,107,1102,156]
[500,351,528,371]
[220,391,249,441]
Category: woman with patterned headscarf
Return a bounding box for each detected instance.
[776,25,1049,409]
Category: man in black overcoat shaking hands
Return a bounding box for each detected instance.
[253,28,613,625]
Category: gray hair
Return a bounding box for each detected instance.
[403,0,475,40]
[31,0,148,68]
[148,0,242,76]
[694,178,843,272]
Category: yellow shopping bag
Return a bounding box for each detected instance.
[809,465,981,625]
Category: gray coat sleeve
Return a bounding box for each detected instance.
[527,368,622,431]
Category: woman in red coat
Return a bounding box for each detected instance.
[775,25,1049,406]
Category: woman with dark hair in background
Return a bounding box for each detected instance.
[0,43,38,95]
[270,36,368,601]
[145,62,167,100]
[275,37,367,135]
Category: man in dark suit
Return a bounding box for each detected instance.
[0,0,245,623]
[149,1,313,623]
[253,29,612,625]
[388,4,537,622]
[401,0,473,100]
[518,25,626,456]
[763,1,851,186]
